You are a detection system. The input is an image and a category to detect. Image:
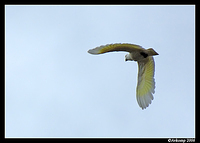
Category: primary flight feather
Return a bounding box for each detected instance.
[88,43,158,109]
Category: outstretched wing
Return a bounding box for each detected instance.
[136,56,155,110]
[88,43,144,54]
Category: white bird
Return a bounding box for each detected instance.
[88,43,159,110]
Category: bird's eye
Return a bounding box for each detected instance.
[140,52,148,58]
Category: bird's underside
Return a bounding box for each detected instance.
[88,43,158,109]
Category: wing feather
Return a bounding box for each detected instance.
[88,43,144,54]
[136,56,155,109]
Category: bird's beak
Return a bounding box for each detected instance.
[125,59,127,62]
[154,51,159,55]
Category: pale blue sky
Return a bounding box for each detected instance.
[5,5,195,138]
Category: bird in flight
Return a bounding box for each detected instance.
[88,43,159,110]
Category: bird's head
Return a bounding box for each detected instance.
[125,54,132,61]
[147,48,159,56]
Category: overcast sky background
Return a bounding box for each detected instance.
[5,5,195,138]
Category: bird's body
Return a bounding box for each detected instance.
[88,43,158,109]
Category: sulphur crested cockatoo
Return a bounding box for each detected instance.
[88,43,158,109]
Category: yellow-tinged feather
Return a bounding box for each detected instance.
[136,56,155,109]
[88,43,144,54]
